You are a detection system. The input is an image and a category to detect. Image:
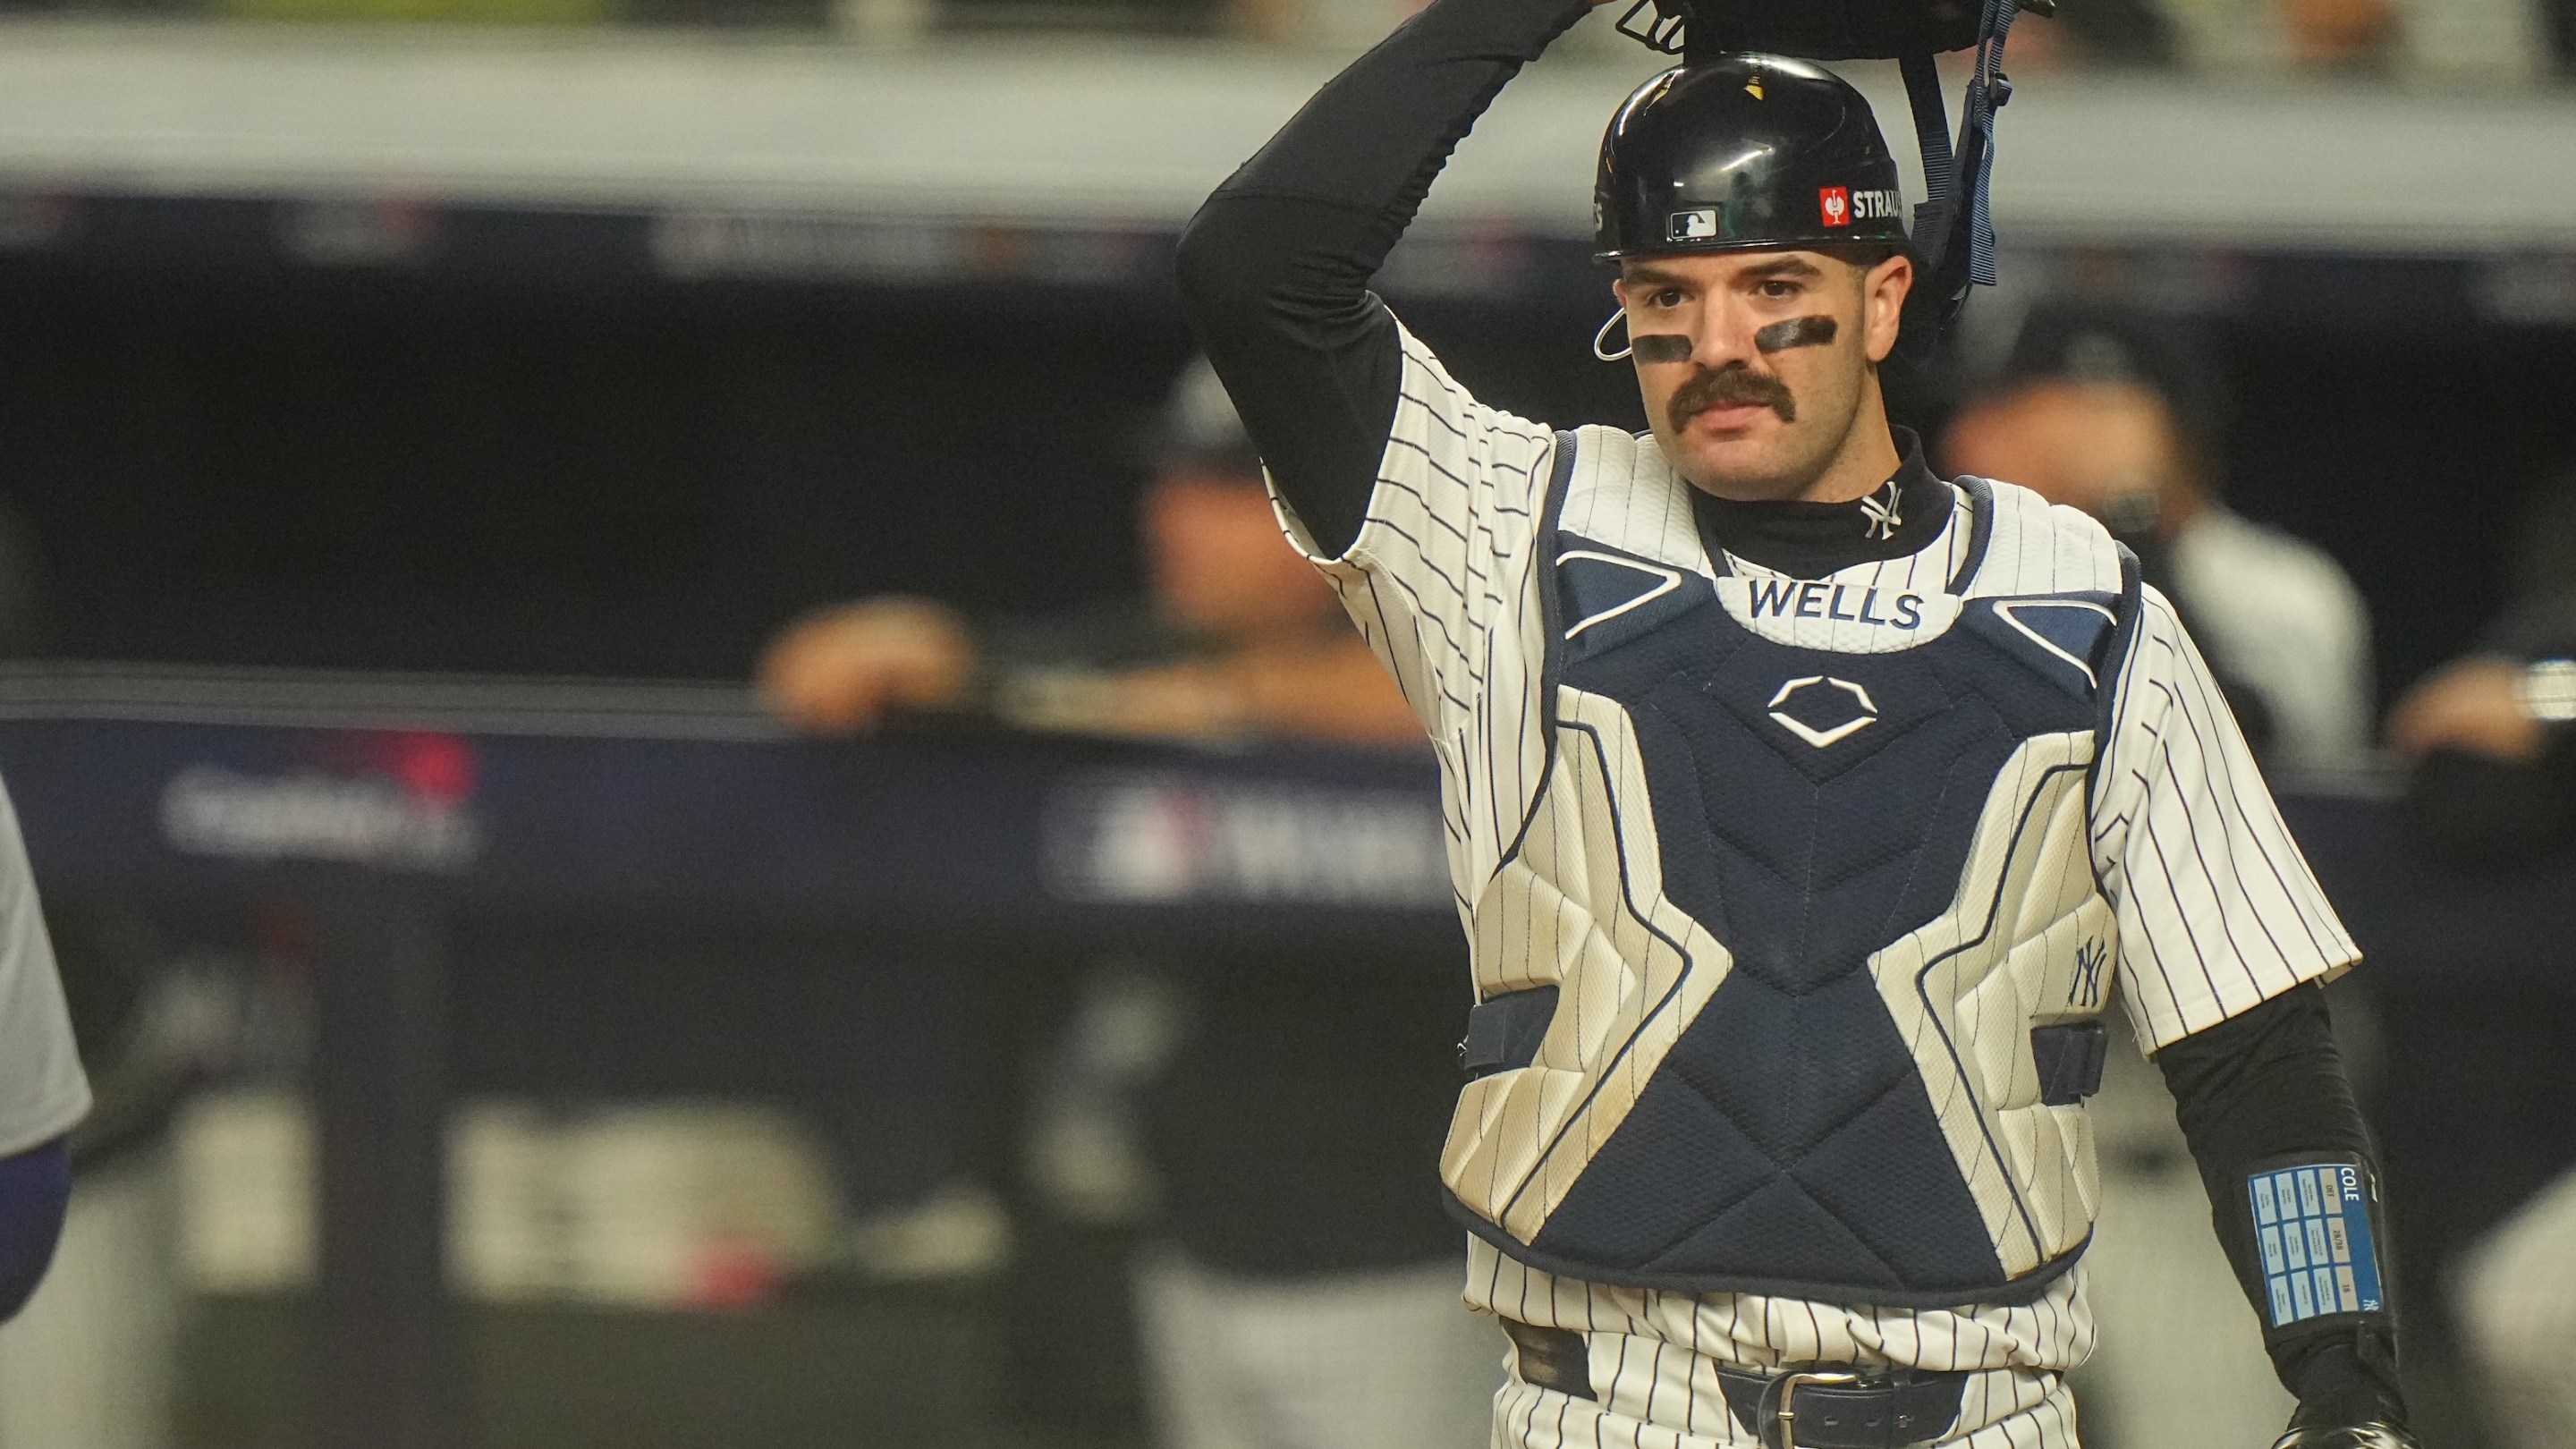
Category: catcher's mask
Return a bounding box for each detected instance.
[1602,0,2057,354]
[1593,54,1909,265]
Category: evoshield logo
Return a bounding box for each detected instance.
[1767,676,1878,748]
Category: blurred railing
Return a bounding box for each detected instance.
[0,0,2567,81]
[0,16,2571,299]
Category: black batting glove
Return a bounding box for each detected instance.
[2269,1426,2420,1449]
[2267,1325,2410,1449]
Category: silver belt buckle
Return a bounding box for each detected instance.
[1765,1368,1862,1449]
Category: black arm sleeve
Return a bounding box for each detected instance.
[2157,982,2407,1426]
[1174,0,1593,557]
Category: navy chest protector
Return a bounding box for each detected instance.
[1444,445,2142,1309]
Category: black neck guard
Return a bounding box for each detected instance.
[1690,427,1952,580]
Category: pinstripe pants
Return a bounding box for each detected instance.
[1490,1352,2080,1448]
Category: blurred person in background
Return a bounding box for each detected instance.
[1942,305,2375,777]
[1939,308,2375,1448]
[2377,476,2576,1449]
[0,768,94,1449]
[0,502,172,1449]
[760,359,1495,1449]
[763,361,1422,750]
[2387,477,2576,869]
[2279,0,2398,67]
[1998,0,2179,68]
[0,505,70,1272]
[0,777,87,1331]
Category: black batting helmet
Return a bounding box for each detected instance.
[1594,54,1908,264]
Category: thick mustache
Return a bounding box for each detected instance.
[1668,363,1796,431]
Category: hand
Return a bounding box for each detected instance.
[757,598,977,736]
[2269,1425,2419,1449]
[2384,655,2545,765]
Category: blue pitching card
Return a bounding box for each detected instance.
[2250,1162,2385,1328]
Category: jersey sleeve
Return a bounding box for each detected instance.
[1269,323,1555,739]
[2091,586,2361,1053]
[0,777,87,1157]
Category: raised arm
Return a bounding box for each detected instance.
[1174,0,1594,557]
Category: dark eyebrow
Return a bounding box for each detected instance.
[1622,264,1694,290]
[1739,256,1826,281]
[1623,256,1826,291]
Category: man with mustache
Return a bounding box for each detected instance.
[1176,4,2412,1447]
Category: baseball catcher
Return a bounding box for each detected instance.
[1174,0,2416,1443]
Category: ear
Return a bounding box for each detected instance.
[1861,254,1914,364]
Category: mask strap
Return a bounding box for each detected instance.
[1592,307,1634,362]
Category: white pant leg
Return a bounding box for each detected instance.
[2075,1044,2293,1446]
[1134,1247,1502,1449]
[2454,1167,2576,1449]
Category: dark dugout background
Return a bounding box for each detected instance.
[5,252,2570,699]
[8,237,2575,1449]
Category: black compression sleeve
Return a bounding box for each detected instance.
[1174,0,1593,557]
[2157,983,2407,1426]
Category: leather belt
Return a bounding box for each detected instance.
[1500,1318,1592,1399]
[1716,1363,1966,1448]
[1500,1320,1964,1448]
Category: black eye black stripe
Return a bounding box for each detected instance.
[1756,316,1838,352]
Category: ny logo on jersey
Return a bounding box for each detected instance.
[2070,938,2108,1008]
[1860,480,1902,540]
[1766,675,1877,749]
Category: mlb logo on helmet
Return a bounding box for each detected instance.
[1818,187,1852,227]
[1668,208,1721,242]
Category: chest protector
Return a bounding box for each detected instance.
[1441,428,2142,1308]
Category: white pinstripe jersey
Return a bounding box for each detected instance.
[1270,324,2360,1372]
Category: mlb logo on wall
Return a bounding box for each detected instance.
[1668,208,1721,242]
[1818,188,1852,227]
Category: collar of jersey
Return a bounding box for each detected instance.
[1692,427,1953,582]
